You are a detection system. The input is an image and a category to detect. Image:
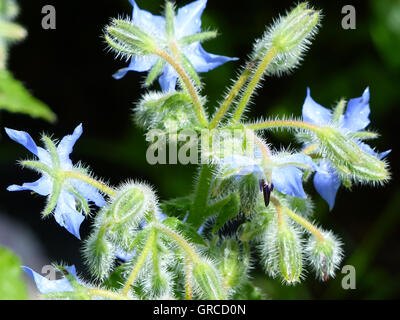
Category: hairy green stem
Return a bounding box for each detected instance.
[88,289,131,300]
[246,119,321,133]
[154,48,208,127]
[122,229,157,295]
[210,68,252,128]
[63,170,116,196]
[231,47,278,122]
[187,165,214,228]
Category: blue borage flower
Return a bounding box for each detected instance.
[113,0,237,91]
[22,265,78,295]
[5,124,106,239]
[302,88,391,210]
[218,151,316,199]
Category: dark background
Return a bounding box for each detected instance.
[0,0,399,299]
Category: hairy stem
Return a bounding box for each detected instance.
[210,68,252,128]
[185,257,193,300]
[154,223,200,264]
[154,48,208,127]
[187,165,214,229]
[247,119,321,133]
[273,197,325,242]
[122,229,157,295]
[231,47,278,122]
[88,289,131,300]
[63,170,116,196]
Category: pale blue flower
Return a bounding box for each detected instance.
[5,124,106,239]
[113,0,237,91]
[219,152,316,199]
[22,265,77,295]
[302,87,391,210]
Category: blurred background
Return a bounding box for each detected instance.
[0,0,399,299]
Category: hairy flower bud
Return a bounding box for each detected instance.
[135,91,199,132]
[109,182,157,230]
[252,2,320,75]
[193,260,226,300]
[83,224,116,280]
[316,127,390,183]
[306,230,343,281]
[261,216,303,284]
[105,18,157,58]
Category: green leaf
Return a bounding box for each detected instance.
[0,246,28,300]
[102,265,125,291]
[162,217,207,247]
[0,70,56,122]
[160,195,192,220]
[212,192,240,233]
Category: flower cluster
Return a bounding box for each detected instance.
[5,0,390,300]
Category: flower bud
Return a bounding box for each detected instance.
[212,239,248,292]
[261,217,303,284]
[110,182,157,230]
[316,127,389,183]
[252,2,320,75]
[105,18,157,57]
[135,91,198,132]
[306,230,343,281]
[83,225,116,280]
[193,260,226,300]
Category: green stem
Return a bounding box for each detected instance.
[154,223,200,264]
[210,68,252,128]
[63,170,116,196]
[88,289,131,300]
[154,48,208,127]
[122,229,156,295]
[184,258,193,300]
[246,119,321,133]
[187,165,214,229]
[278,198,325,242]
[231,47,278,123]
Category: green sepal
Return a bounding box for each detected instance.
[144,58,166,87]
[179,31,218,46]
[42,179,62,216]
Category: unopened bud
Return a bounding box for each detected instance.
[193,260,226,300]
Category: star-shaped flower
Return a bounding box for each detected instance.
[302,87,391,210]
[22,265,78,295]
[5,124,106,239]
[113,0,237,91]
[219,151,316,199]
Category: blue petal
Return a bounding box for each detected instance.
[272,166,307,198]
[342,87,370,132]
[220,155,263,176]
[159,64,178,92]
[22,266,74,294]
[313,160,341,211]
[302,88,332,126]
[7,176,52,196]
[57,124,83,167]
[5,128,38,156]
[129,0,165,38]
[357,141,391,160]
[175,0,207,38]
[184,43,238,73]
[54,191,85,239]
[116,248,136,262]
[70,179,106,207]
[113,56,158,79]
